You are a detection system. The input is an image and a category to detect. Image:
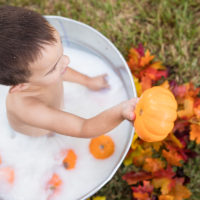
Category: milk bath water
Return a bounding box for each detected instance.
[0,45,130,200]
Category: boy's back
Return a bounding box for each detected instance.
[6,78,64,136]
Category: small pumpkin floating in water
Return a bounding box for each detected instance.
[134,86,177,142]
[0,167,15,184]
[46,173,62,200]
[89,135,115,159]
[47,173,62,190]
[62,149,77,170]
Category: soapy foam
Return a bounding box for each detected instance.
[0,46,131,200]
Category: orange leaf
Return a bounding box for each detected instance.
[143,158,165,173]
[177,97,194,119]
[162,149,183,167]
[159,195,174,200]
[133,192,150,200]
[194,105,200,118]
[187,82,200,97]
[194,98,200,118]
[189,124,200,144]
[168,178,191,200]
[127,48,141,72]
[139,50,154,67]
[141,75,152,92]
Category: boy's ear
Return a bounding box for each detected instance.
[9,83,29,93]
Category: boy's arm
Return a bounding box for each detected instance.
[18,98,137,138]
[62,67,109,90]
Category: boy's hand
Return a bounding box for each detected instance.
[120,98,139,122]
[86,74,110,91]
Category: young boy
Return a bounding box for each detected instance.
[0,6,138,138]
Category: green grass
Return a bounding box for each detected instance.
[0,0,200,199]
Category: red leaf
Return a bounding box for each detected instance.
[131,181,153,193]
[122,171,153,185]
[141,76,152,92]
[135,43,145,57]
[153,166,176,179]
[170,83,187,98]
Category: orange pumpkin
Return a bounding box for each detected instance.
[62,149,77,170]
[46,173,62,200]
[134,86,177,142]
[48,173,62,189]
[0,167,15,184]
[89,135,115,159]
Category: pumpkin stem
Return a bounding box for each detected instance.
[63,162,69,169]
[99,145,104,150]
[139,109,143,116]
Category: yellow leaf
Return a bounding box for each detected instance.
[133,147,153,167]
[133,76,142,97]
[159,195,174,200]
[177,97,194,119]
[149,61,166,70]
[152,142,162,151]
[123,151,134,166]
[93,196,106,200]
[152,178,171,195]
[160,80,170,89]
[131,132,139,149]
[169,133,183,148]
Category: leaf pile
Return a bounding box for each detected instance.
[123,44,200,200]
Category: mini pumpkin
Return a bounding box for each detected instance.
[46,173,62,200]
[89,135,115,159]
[48,173,62,189]
[134,86,177,142]
[0,167,15,184]
[62,149,77,170]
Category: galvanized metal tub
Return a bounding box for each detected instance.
[45,16,136,199]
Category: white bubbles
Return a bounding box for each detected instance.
[0,46,129,200]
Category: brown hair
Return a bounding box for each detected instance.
[0,6,56,85]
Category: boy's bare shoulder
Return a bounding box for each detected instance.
[7,92,43,112]
[6,92,56,131]
[6,92,49,121]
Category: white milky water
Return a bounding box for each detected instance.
[0,46,131,200]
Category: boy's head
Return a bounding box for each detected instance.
[0,6,68,92]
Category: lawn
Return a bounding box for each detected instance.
[0,0,200,199]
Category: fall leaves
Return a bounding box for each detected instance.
[123,44,200,200]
